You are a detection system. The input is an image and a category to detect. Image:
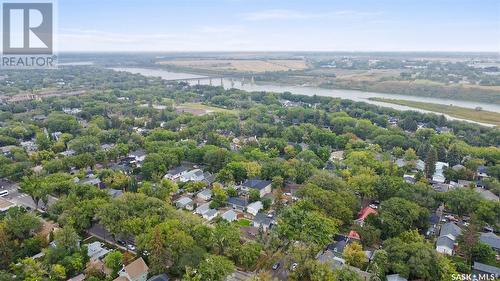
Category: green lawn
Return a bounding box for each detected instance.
[235,219,252,227]
[369,97,500,126]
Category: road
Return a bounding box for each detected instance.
[87,223,137,255]
[0,180,58,211]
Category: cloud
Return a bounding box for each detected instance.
[242,9,381,21]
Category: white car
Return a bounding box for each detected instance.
[291,263,298,271]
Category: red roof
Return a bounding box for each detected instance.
[357,207,377,221]
[348,230,361,240]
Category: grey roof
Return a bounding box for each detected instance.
[242,179,272,190]
[327,240,348,257]
[204,209,218,218]
[440,222,462,238]
[227,197,248,207]
[130,149,146,157]
[176,197,192,205]
[167,166,188,175]
[107,189,123,198]
[386,274,408,281]
[480,232,500,250]
[148,274,169,281]
[197,189,212,198]
[253,213,272,226]
[222,210,237,220]
[436,235,455,250]
[475,188,499,201]
[473,262,500,276]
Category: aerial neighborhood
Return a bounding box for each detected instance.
[0,61,499,281]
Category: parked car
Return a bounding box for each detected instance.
[291,263,298,271]
[272,262,280,270]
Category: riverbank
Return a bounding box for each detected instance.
[369,98,500,126]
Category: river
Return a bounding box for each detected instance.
[111,67,499,127]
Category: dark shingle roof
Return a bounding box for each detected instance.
[473,262,500,276]
[242,179,272,190]
[480,232,500,250]
[227,197,248,207]
[440,222,462,238]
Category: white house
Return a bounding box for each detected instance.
[195,202,211,215]
[432,162,449,183]
[163,166,189,181]
[222,210,237,222]
[87,241,109,261]
[197,189,212,201]
[202,209,218,221]
[240,179,272,198]
[246,201,263,216]
[175,197,193,210]
[436,222,462,255]
[179,169,205,183]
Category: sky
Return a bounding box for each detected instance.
[56,0,500,52]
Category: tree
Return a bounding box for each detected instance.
[236,242,262,270]
[0,223,13,270]
[104,250,123,278]
[424,146,437,178]
[196,254,235,281]
[378,197,429,238]
[210,221,240,256]
[275,202,339,247]
[49,264,67,281]
[4,207,42,240]
[343,242,367,269]
[53,225,79,252]
[148,226,169,275]
[210,183,228,209]
[14,257,47,281]
[249,189,260,202]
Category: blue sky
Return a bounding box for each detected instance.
[57,0,500,52]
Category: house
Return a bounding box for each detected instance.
[67,274,86,281]
[240,179,272,197]
[128,150,146,166]
[147,274,169,281]
[60,149,76,157]
[195,202,211,215]
[475,187,499,202]
[227,197,249,212]
[179,169,205,183]
[175,197,194,210]
[436,222,462,255]
[472,262,500,279]
[477,165,489,179]
[457,180,473,188]
[246,201,263,216]
[432,162,449,183]
[51,131,63,141]
[114,257,149,281]
[354,207,377,226]
[20,140,38,152]
[87,241,110,261]
[415,159,425,171]
[107,189,124,198]
[197,189,212,201]
[222,210,237,222]
[202,209,218,221]
[252,213,272,231]
[480,232,500,253]
[329,150,344,161]
[163,166,189,181]
[386,274,408,281]
[452,164,466,172]
[32,114,47,121]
